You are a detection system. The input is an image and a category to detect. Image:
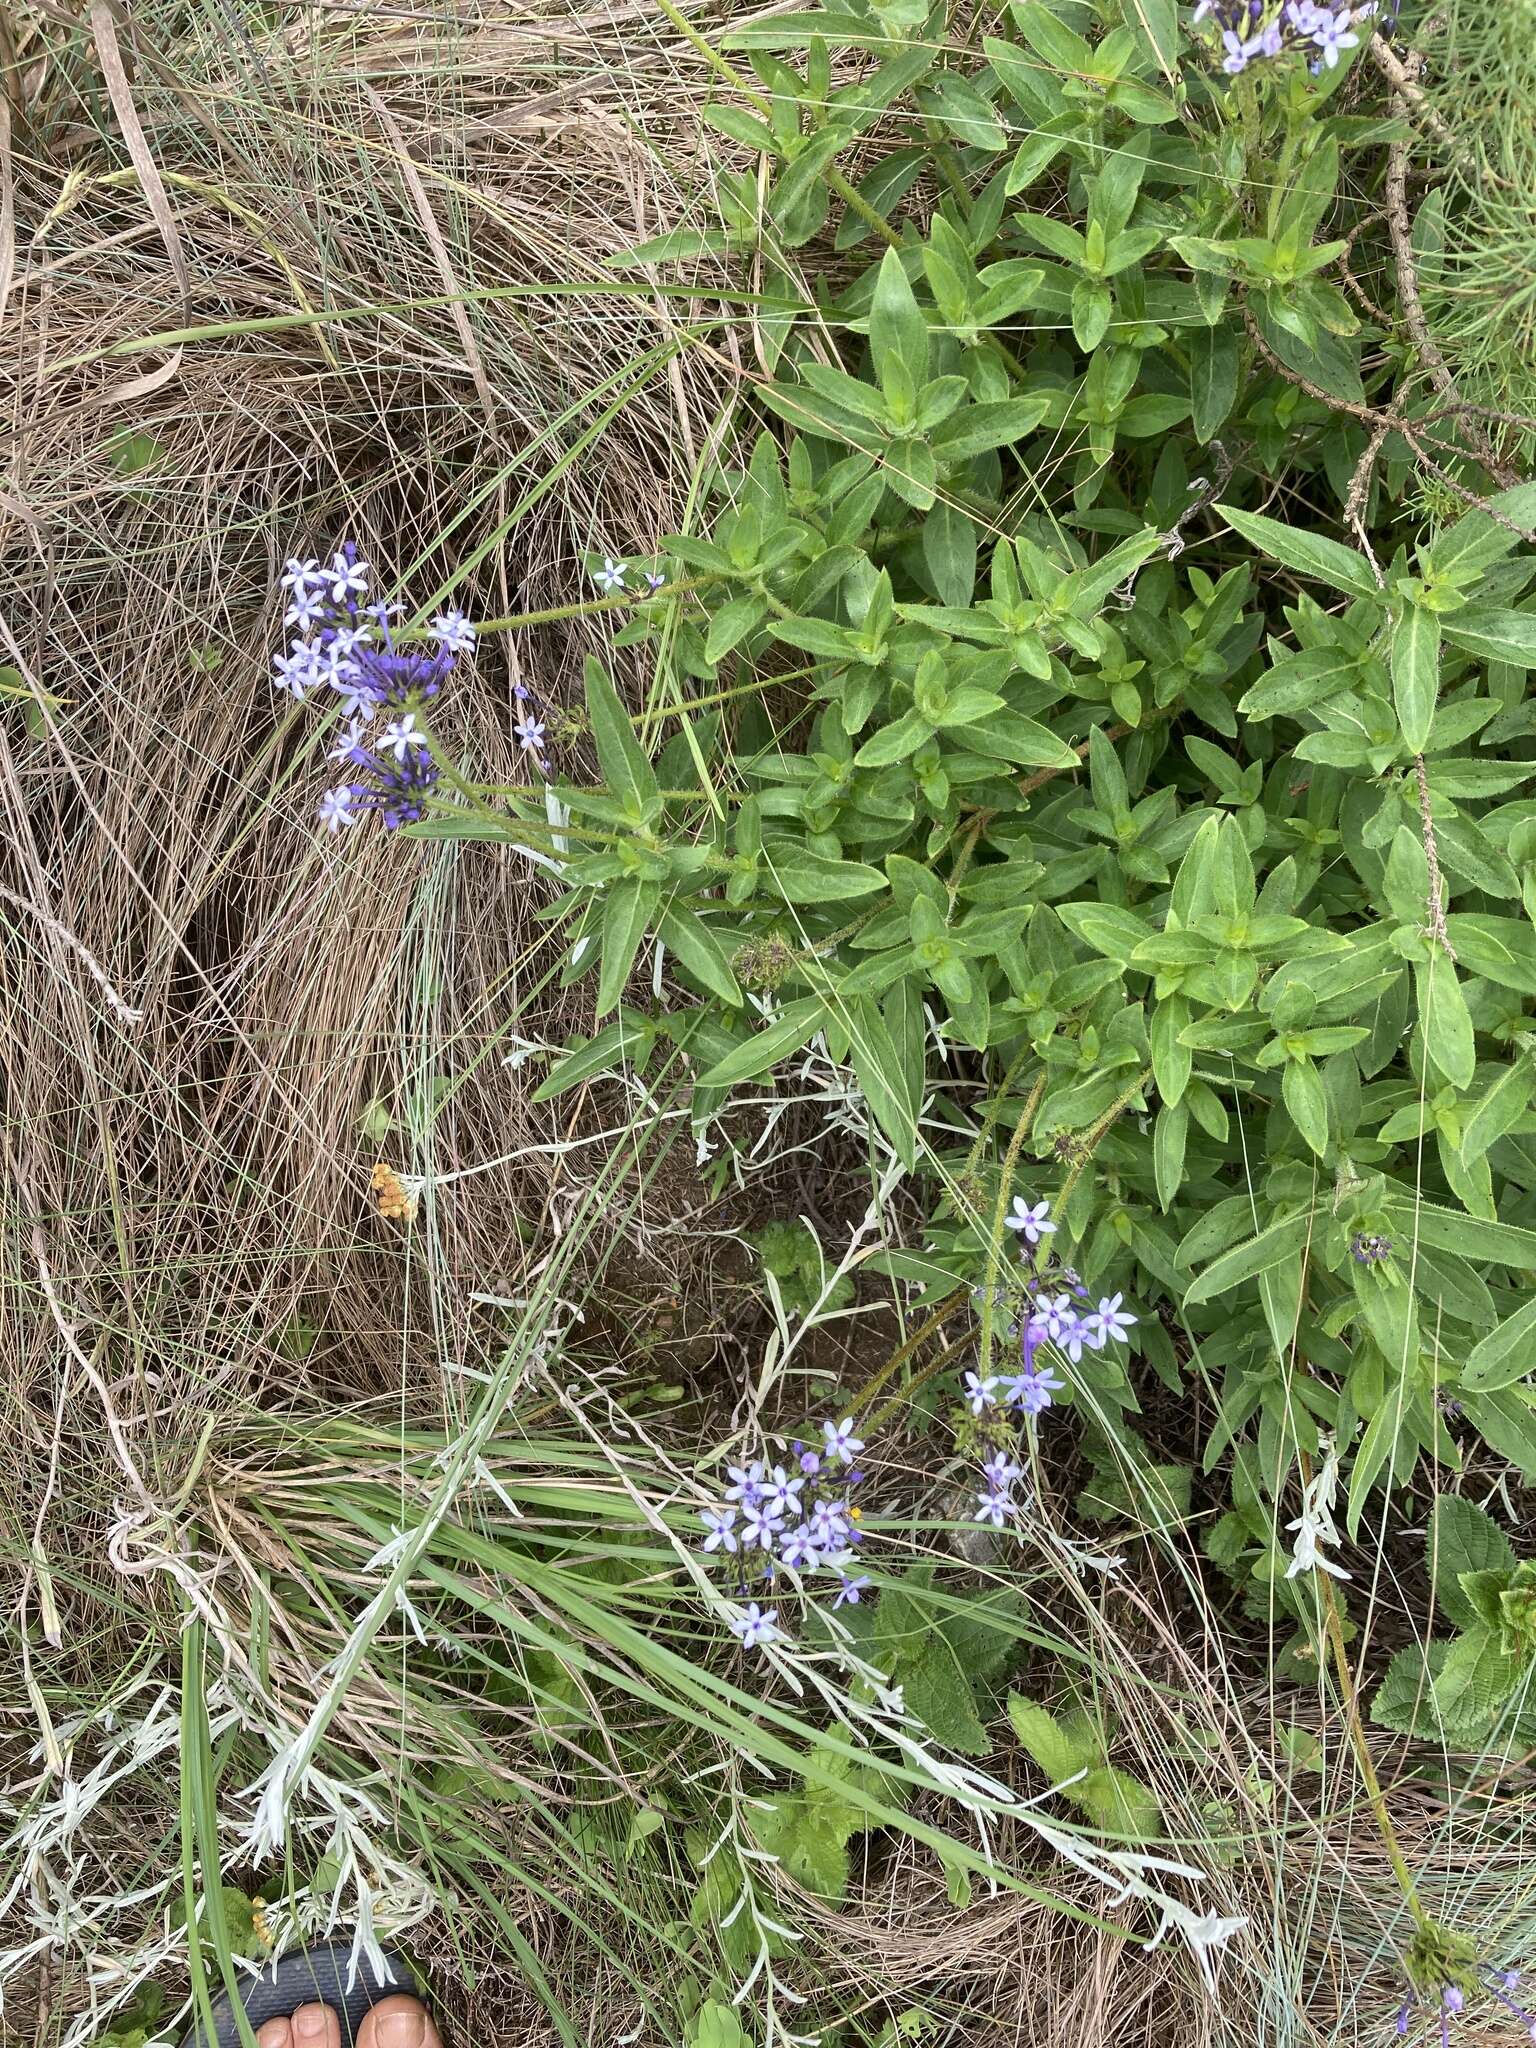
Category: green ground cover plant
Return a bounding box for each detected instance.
[6,0,1536,2043]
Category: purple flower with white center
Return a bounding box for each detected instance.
[1351,1232,1393,1265]
[326,547,371,606]
[273,643,321,700]
[822,1416,864,1465]
[724,1461,766,1506]
[777,1524,822,1570]
[963,1371,998,1416]
[729,1602,780,1648]
[317,786,358,833]
[593,556,628,593]
[1090,1293,1137,1345]
[429,609,476,654]
[982,1452,1022,1490]
[379,714,430,763]
[975,1487,1013,1529]
[1005,1196,1056,1247]
[699,1505,738,1554]
[738,1501,780,1551]
[1006,1364,1065,1416]
[831,1573,870,1608]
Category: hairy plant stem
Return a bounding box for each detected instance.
[976,1069,1050,1385]
[1316,1561,1430,1928]
[1054,1067,1154,1217]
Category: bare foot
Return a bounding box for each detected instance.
[356,1994,443,2048]
[254,2009,342,2048]
[289,2005,342,2048]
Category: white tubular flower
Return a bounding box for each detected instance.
[1285,1435,1351,1582]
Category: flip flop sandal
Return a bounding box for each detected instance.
[178,1938,425,2048]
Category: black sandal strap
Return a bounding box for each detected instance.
[177,1939,422,2048]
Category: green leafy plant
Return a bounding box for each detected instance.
[1372,1495,1536,1744]
[430,15,1536,1661]
[752,1218,855,1317]
[1007,1694,1163,1841]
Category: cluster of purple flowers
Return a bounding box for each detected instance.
[701,1417,873,1650]
[1190,0,1383,73]
[965,1196,1138,1526]
[271,545,552,835]
[1397,1969,1536,2046]
[273,545,474,833]
[1351,1231,1394,1265]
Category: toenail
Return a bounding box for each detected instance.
[293,2011,330,2042]
[374,2008,426,2048]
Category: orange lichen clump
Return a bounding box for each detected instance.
[370,1160,416,1222]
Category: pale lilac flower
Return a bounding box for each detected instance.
[1311,5,1357,61]
[643,570,667,594]
[723,1461,766,1505]
[593,556,628,593]
[1007,1364,1065,1415]
[311,637,361,690]
[792,1440,822,1477]
[330,674,376,721]
[738,1502,780,1551]
[1032,1293,1075,1342]
[1090,1294,1137,1344]
[326,549,371,605]
[379,713,430,763]
[1221,26,1251,67]
[285,587,328,632]
[761,1465,804,1517]
[831,1573,870,1608]
[975,1487,1013,1529]
[822,1416,864,1465]
[699,1505,738,1554]
[1059,1315,1102,1364]
[281,555,322,597]
[963,1371,998,1416]
[317,786,358,833]
[514,715,547,753]
[806,1501,851,1554]
[729,1602,780,1648]
[1005,1196,1056,1247]
[272,643,320,700]
[982,1452,1022,1490]
[777,1524,822,1570]
[329,718,371,765]
[429,609,476,654]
